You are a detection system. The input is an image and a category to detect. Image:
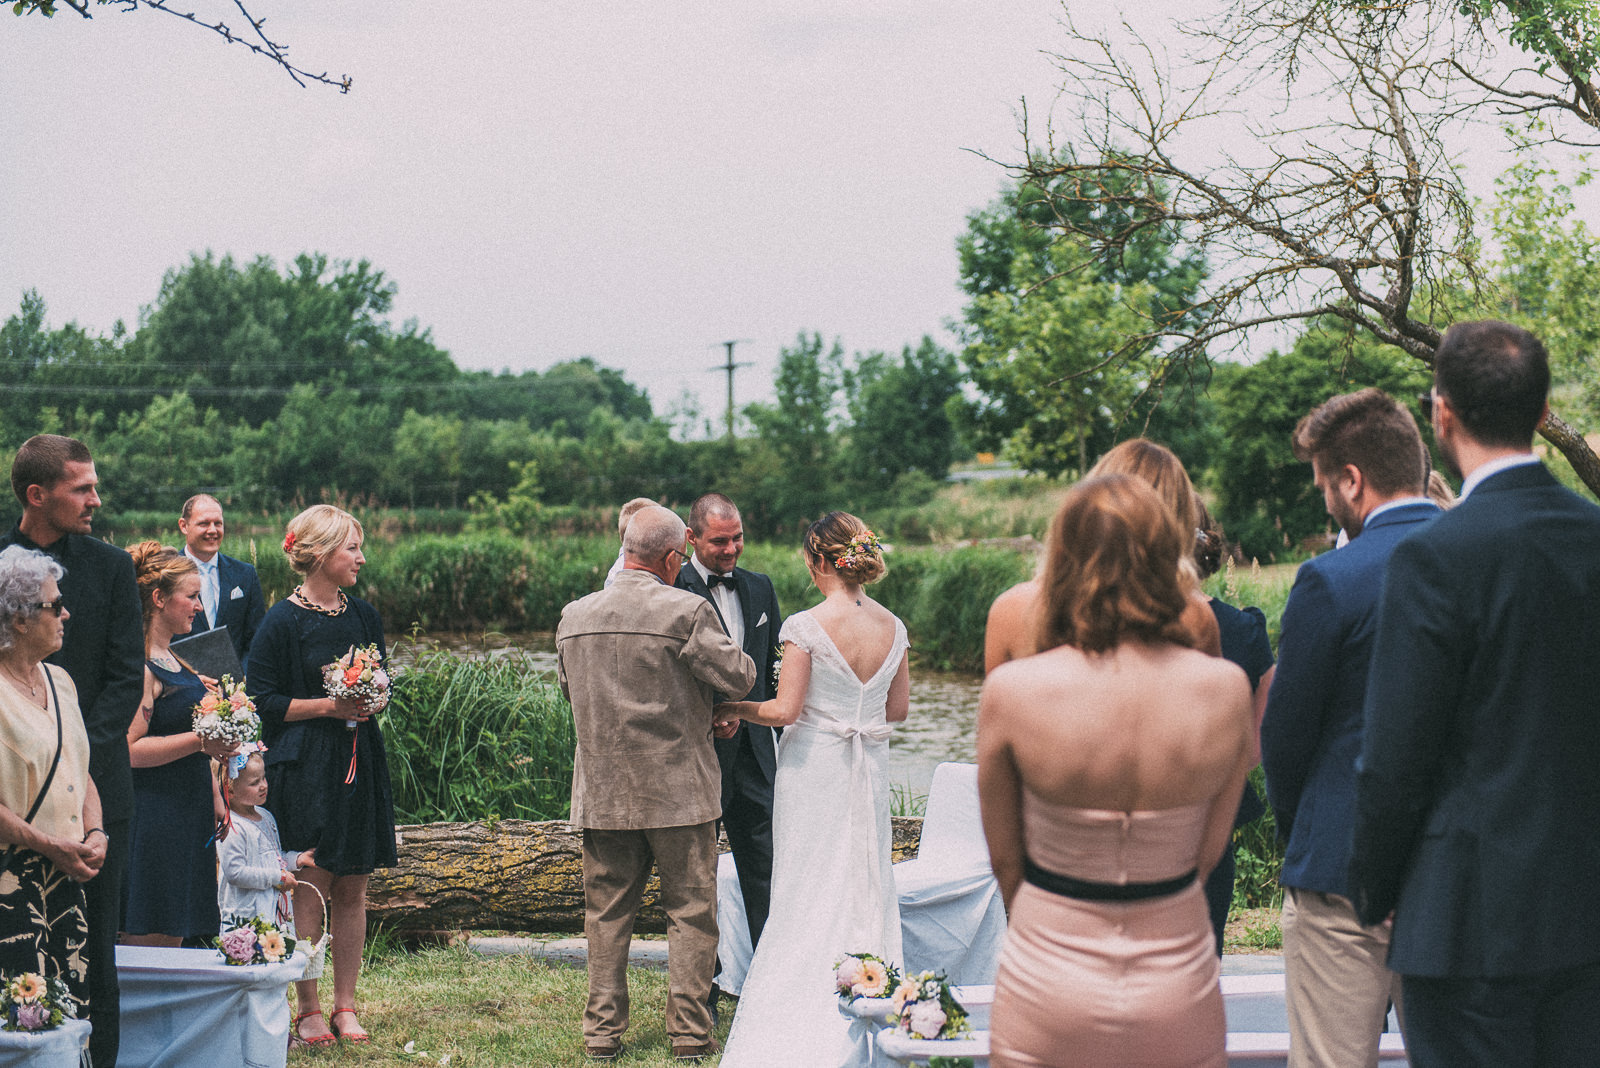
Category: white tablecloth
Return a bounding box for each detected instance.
[115,945,306,1068]
[0,1016,90,1068]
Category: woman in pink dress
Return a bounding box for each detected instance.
[978,474,1255,1068]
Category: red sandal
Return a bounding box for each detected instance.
[330,1007,371,1044]
[292,1009,336,1048]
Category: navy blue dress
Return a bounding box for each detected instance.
[1203,599,1274,954]
[246,598,397,876]
[123,659,221,938]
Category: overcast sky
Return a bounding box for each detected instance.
[3,2,1592,432]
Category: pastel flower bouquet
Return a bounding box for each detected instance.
[217,915,297,966]
[0,972,76,1032]
[889,970,971,1040]
[323,643,390,730]
[834,951,900,1002]
[191,675,260,746]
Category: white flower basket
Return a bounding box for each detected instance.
[294,882,331,980]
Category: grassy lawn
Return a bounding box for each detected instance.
[291,946,729,1066]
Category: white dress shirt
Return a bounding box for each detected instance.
[691,553,744,651]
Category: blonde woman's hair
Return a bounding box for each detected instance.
[129,540,199,653]
[1089,439,1198,538]
[1038,475,1197,655]
[803,511,886,586]
[283,505,364,576]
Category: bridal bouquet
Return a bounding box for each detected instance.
[1,972,76,1032]
[323,644,390,729]
[217,915,297,966]
[834,951,899,1001]
[889,970,971,1040]
[192,675,260,746]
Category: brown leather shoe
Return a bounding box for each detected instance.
[672,1039,721,1061]
[584,1040,622,1061]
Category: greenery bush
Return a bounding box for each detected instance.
[904,547,1034,672]
[363,535,536,631]
[386,648,574,823]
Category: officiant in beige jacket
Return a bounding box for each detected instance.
[557,504,755,1063]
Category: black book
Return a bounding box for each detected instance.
[170,626,244,680]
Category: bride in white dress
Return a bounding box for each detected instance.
[713,511,911,1068]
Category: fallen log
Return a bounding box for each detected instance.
[367,818,925,935]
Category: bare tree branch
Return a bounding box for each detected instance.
[1009,0,1600,493]
[17,0,350,92]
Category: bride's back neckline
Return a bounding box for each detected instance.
[793,608,902,686]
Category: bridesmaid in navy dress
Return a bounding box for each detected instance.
[247,505,394,1048]
[122,542,237,945]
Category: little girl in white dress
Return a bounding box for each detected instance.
[216,750,315,929]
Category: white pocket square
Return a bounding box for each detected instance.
[756,612,768,627]
[229,586,244,599]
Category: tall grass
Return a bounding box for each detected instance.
[386,647,575,823]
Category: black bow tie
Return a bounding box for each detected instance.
[706,572,735,589]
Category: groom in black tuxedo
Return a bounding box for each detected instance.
[676,494,781,974]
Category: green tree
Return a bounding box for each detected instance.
[743,333,846,527]
[956,171,1206,477]
[843,337,962,484]
[961,240,1156,477]
[1213,325,1431,560]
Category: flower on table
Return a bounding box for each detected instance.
[217,914,297,966]
[833,951,901,1001]
[1,971,75,1032]
[220,927,257,963]
[890,970,971,1040]
[260,930,286,963]
[8,974,41,1003]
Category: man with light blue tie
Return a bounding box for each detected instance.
[179,494,265,668]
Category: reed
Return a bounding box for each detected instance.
[385,646,574,823]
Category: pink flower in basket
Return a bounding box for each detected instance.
[856,959,889,998]
[834,956,864,996]
[14,1003,46,1030]
[907,1001,948,1039]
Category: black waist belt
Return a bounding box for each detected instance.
[1024,857,1198,902]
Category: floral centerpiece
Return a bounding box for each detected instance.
[889,970,971,1040]
[191,674,260,747]
[217,915,297,966]
[834,951,899,1001]
[1,972,76,1032]
[323,643,389,730]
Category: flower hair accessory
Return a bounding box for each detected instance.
[282,531,296,553]
[834,529,882,571]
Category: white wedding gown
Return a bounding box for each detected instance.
[719,609,908,1068]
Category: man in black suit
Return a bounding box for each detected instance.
[1262,389,1436,1066]
[675,494,781,993]
[1,435,144,1068]
[1349,320,1600,1066]
[178,494,265,667]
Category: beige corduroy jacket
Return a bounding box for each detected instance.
[557,568,756,830]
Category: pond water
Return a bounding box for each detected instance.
[395,631,982,802]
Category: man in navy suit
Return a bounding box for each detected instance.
[178,494,265,667]
[1350,321,1600,1066]
[675,494,781,997]
[1262,389,1437,1067]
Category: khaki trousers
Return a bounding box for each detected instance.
[1282,886,1406,1068]
[582,822,719,1047]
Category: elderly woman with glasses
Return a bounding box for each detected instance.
[0,545,104,1013]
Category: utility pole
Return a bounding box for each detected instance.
[710,340,752,441]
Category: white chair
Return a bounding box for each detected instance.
[893,762,1007,985]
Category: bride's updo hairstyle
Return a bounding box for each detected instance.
[283,504,364,576]
[1038,475,1196,655]
[129,540,198,648]
[803,511,887,586]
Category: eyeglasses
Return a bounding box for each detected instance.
[30,599,65,617]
